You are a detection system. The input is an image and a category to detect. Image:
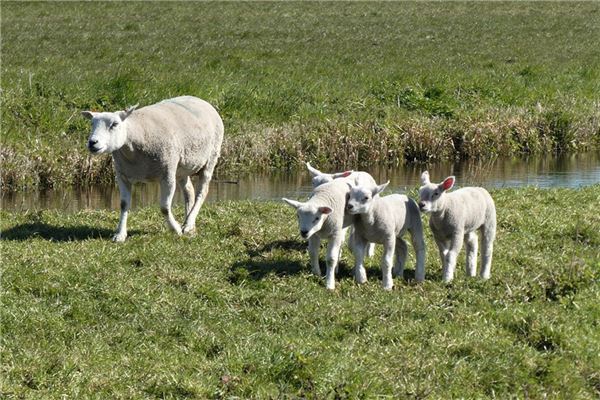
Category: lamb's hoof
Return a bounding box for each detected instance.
[392,268,404,278]
[382,284,394,291]
[112,233,127,242]
[326,284,336,291]
[182,225,196,236]
[312,268,322,276]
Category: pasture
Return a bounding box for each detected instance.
[1,186,599,398]
[2,2,600,190]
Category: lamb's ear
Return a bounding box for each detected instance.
[372,181,390,196]
[332,170,353,179]
[81,111,95,120]
[282,198,303,209]
[420,171,430,185]
[306,162,322,177]
[118,104,138,121]
[346,181,356,190]
[440,176,455,191]
[319,206,333,215]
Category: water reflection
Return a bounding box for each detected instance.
[2,153,599,213]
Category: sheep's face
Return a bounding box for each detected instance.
[418,171,454,213]
[282,198,332,239]
[311,175,334,188]
[346,181,389,215]
[82,105,137,155]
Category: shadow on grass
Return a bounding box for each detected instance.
[230,258,306,283]
[246,239,307,257]
[0,222,138,242]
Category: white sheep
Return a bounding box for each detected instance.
[82,96,224,242]
[282,179,353,290]
[347,181,426,290]
[418,171,496,282]
[305,162,377,258]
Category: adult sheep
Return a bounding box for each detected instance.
[82,96,224,242]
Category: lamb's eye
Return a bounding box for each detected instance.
[363,196,370,202]
[432,191,439,198]
[313,217,319,223]
[109,121,119,130]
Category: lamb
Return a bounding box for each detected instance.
[82,96,224,242]
[282,179,353,290]
[418,171,496,282]
[346,181,426,290]
[305,162,377,257]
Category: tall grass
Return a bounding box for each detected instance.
[1,186,599,398]
[2,2,600,190]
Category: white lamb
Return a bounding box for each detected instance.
[305,162,377,257]
[347,181,426,290]
[82,96,224,242]
[282,179,353,290]
[418,171,496,282]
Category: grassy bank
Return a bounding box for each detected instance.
[2,2,600,191]
[1,186,599,398]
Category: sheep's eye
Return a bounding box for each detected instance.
[363,196,370,202]
[313,217,319,223]
[432,191,439,198]
[109,121,119,130]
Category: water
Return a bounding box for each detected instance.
[2,153,599,213]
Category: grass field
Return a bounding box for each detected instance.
[2,2,600,190]
[1,186,599,398]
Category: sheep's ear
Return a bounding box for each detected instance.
[440,176,455,191]
[81,111,95,120]
[282,198,302,209]
[306,162,322,177]
[372,181,390,196]
[346,181,356,190]
[118,104,138,121]
[420,171,430,185]
[319,206,333,215]
[332,170,353,179]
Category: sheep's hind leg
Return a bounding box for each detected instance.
[183,160,216,234]
[179,176,195,218]
[480,224,495,280]
[113,175,132,242]
[465,231,478,277]
[392,238,407,279]
[160,177,182,235]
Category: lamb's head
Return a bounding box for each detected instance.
[346,180,389,215]
[81,105,137,154]
[306,162,353,188]
[282,198,332,239]
[418,171,455,213]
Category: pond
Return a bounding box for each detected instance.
[2,152,599,213]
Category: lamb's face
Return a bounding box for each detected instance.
[418,171,454,213]
[83,112,127,154]
[282,198,332,239]
[346,186,374,215]
[311,174,333,188]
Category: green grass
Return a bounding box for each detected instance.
[1,186,599,398]
[2,2,600,190]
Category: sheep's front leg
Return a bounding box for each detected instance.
[381,238,396,290]
[443,234,464,283]
[113,175,132,242]
[352,234,368,284]
[308,235,321,276]
[465,231,478,277]
[160,177,182,235]
[325,234,343,290]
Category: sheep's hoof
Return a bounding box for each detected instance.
[392,267,404,278]
[182,225,196,236]
[112,233,127,242]
[382,284,393,291]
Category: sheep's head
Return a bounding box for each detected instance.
[306,162,353,188]
[418,171,455,213]
[282,198,332,239]
[346,181,389,215]
[81,104,137,154]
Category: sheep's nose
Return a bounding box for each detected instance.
[88,139,98,148]
[347,204,354,210]
[300,230,308,238]
[418,202,426,209]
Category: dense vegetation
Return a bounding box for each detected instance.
[2,2,600,190]
[1,186,599,398]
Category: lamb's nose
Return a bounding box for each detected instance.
[347,204,354,210]
[418,202,425,209]
[88,139,98,148]
[300,230,308,238]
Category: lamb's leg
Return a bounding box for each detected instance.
[410,228,427,282]
[183,159,217,234]
[392,238,408,279]
[160,177,182,235]
[308,235,321,276]
[381,238,396,290]
[443,234,464,283]
[465,231,478,277]
[352,235,368,284]
[366,242,376,258]
[179,176,195,217]
[113,175,132,242]
[480,223,496,280]
[325,234,343,290]
[337,226,349,273]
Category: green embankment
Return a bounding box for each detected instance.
[2,2,600,190]
[1,186,599,398]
